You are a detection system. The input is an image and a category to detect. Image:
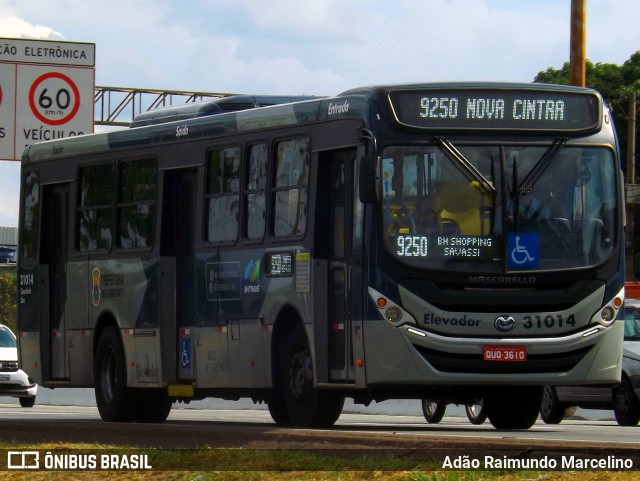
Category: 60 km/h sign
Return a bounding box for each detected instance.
[29,72,81,126]
[0,37,95,161]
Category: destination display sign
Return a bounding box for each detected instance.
[395,234,499,261]
[267,252,293,276]
[388,88,601,132]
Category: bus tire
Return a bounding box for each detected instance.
[267,386,291,426]
[485,386,542,430]
[540,386,565,424]
[282,323,344,427]
[133,389,172,423]
[94,326,134,422]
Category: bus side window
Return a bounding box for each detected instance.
[21,171,40,258]
[244,143,267,240]
[78,163,114,251]
[206,147,240,243]
[272,138,309,237]
[118,158,156,249]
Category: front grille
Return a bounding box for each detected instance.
[414,344,593,374]
[0,383,24,390]
[401,278,603,313]
[0,362,19,372]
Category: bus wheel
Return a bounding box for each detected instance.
[267,395,291,425]
[94,326,133,422]
[282,323,344,427]
[421,399,446,423]
[485,386,542,430]
[133,389,172,423]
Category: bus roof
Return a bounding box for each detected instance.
[22,82,603,163]
[338,81,602,95]
[129,94,323,128]
[22,92,371,163]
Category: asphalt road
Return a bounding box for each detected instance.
[0,394,637,471]
[0,402,634,443]
[31,387,616,420]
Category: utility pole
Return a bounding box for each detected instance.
[569,0,586,87]
[627,93,637,280]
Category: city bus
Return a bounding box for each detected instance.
[17,82,625,429]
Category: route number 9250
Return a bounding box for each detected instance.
[397,235,428,257]
[420,97,459,119]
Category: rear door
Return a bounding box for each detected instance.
[160,168,198,381]
[40,183,70,380]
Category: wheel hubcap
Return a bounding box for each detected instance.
[288,350,312,399]
[100,347,116,403]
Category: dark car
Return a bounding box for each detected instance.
[540,298,640,426]
[0,246,16,264]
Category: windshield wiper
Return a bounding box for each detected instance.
[516,137,568,197]
[434,136,496,194]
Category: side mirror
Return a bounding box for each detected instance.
[359,155,377,203]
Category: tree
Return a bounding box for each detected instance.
[535,51,640,278]
[535,54,640,175]
[0,270,17,333]
[534,54,640,96]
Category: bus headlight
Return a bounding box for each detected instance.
[384,305,403,323]
[368,287,416,327]
[600,306,616,324]
[592,288,624,327]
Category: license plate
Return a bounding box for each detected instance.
[0,375,10,382]
[483,345,527,362]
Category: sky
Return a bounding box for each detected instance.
[1,0,640,228]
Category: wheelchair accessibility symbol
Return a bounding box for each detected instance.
[507,233,539,268]
[181,339,191,369]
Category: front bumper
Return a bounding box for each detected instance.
[0,369,38,398]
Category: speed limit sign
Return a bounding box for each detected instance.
[15,64,94,154]
[0,37,95,160]
[28,71,81,125]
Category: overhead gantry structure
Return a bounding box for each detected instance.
[94,86,235,127]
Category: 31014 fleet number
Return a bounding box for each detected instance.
[523,314,575,329]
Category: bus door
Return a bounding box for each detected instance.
[321,148,363,383]
[40,184,70,380]
[160,169,197,382]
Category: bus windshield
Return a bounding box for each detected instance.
[381,143,617,272]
